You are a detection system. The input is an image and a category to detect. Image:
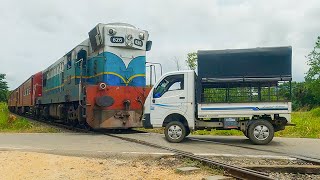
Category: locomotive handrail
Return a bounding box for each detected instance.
[75,58,85,108]
[146,62,163,75]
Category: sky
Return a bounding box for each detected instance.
[0,0,319,89]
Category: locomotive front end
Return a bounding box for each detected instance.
[85,23,152,129]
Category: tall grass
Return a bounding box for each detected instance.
[0,102,32,130]
[0,103,58,133]
[276,108,320,138]
[0,103,7,122]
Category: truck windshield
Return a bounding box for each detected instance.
[153,74,184,98]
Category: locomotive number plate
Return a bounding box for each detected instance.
[110,37,124,43]
[134,39,143,47]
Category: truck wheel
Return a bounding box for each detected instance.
[248,120,274,145]
[164,121,186,143]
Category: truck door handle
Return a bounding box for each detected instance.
[152,99,155,103]
[179,97,185,99]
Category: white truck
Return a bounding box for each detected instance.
[143,46,292,145]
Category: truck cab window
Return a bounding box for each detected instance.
[153,74,184,98]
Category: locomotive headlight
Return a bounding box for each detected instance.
[99,82,107,90]
[139,33,145,40]
[108,28,116,35]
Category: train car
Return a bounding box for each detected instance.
[36,23,152,129]
[8,77,31,114]
[8,72,42,114]
[20,77,32,113]
[8,90,17,112]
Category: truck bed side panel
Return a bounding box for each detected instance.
[198,102,291,119]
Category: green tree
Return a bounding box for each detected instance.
[185,52,197,70]
[290,82,317,110]
[305,36,320,105]
[0,74,9,102]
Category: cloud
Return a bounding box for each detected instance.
[0,0,319,89]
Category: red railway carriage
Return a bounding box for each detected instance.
[8,89,18,107]
[21,78,32,107]
[8,78,31,113]
[8,72,42,114]
[32,72,43,103]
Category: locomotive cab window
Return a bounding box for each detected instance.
[153,74,184,98]
[77,49,87,68]
[67,54,72,70]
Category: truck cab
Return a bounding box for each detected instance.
[144,70,196,134]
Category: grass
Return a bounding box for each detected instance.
[0,103,59,133]
[276,108,320,138]
[193,129,243,136]
[138,108,320,138]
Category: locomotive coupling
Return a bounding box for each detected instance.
[123,100,131,111]
[114,111,130,119]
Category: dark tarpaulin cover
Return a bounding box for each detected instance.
[197,46,292,82]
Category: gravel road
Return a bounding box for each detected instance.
[0,151,215,180]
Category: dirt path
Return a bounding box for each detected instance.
[0,151,213,180]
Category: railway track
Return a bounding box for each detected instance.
[14,113,320,179]
[188,137,320,165]
[105,133,273,180]
[14,113,272,179]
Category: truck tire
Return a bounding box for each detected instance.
[247,120,274,145]
[164,121,187,143]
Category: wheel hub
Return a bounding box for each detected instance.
[168,125,182,139]
[253,125,270,140]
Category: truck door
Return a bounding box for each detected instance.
[150,73,188,125]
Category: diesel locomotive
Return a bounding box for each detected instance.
[8,23,152,129]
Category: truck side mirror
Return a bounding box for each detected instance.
[146,41,152,51]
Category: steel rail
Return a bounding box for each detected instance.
[188,137,320,165]
[105,133,273,180]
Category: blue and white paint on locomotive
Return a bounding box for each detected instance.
[39,23,150,104]
[85,23,149,87]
